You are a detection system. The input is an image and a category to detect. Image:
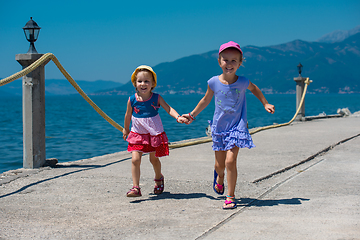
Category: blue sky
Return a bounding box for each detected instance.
[1,0,359,83]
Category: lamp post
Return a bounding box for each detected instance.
[22,17,41,54]
[15,17,47,169]
[294,62,306,120]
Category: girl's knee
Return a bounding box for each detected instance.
[131,152,142,165]
[225,157,237,169]
[225,148,238,165]
[132,158,141,166]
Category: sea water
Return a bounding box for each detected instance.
[1,93,359,173]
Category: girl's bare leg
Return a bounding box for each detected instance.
[214,150,226,189]
[224,146,239,207]
[149,152,162,181]
[131,151,142,187]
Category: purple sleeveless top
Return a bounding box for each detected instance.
[208,76,255,151]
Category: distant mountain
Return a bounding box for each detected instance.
[0,79,123,96]
[317,25,360,43]
[95,32,360,95]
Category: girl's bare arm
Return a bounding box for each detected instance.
[248,81,275,114]
[191,85,214,117]
[158,95,187,123]
[123,99,132,140]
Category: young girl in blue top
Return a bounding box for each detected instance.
[123,65,187,197]
[185,41,275,209]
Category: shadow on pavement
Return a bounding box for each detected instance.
[238,197,310,207]
[130,191,218,203]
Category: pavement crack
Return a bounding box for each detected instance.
[252,132,360,183]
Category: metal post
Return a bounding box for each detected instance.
[16,53,47,168]
[294,76,306,121]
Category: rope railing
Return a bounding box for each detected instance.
[0,53,311,149]
[0,53,123,132]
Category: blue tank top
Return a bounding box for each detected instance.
[130,93,160,118]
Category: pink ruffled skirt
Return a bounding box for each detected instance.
[127,131,169,157]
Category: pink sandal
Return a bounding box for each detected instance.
[126,186,142,197]
[223,195,237,209]
[154,175,164,195]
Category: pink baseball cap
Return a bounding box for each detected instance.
[219,41,243,55]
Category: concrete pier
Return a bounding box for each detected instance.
[1,114,359,239]
[16,53,47,169]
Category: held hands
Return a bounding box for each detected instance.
[265,103,275,114]
[180,113,194,125]
[176,115,190,124]
[176,114,194,124]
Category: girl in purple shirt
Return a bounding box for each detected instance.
[185,41,275,209]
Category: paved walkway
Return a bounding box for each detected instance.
[1,114,359,240]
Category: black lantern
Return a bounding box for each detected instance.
[22,17,41,53]
[297,63,303,76]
